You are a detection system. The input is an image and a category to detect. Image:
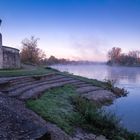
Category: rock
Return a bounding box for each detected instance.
[83,133,96,140]
[76,86,102,94]
[88,134,96,139]
[95,135,108,140]
[113,87,127,97]
[73,128,96,140]
[82,90,116,104]
[44,122,73,140]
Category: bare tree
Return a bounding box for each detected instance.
[107,47,140,65]
[20,36,46,64]
[107,47,122,64]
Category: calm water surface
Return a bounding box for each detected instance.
[52,64,140,132]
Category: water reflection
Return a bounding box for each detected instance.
[52,64,140,132]
[107,66,140,85]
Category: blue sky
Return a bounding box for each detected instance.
[0,0,140,61]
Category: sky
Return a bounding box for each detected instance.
[0,0,140,61]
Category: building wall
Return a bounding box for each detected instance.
[0,33,21,69]
[0,34,3,69]
[2,46,21,69]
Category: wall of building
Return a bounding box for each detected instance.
[2,46,21,69]
[0,33,3,69]
[0,33,21,69]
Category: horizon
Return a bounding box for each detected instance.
[0,0,140,61]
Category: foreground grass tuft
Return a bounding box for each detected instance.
[72,96,140,140]
[72,97,121,135]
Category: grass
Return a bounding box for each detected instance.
[26,85,140,140]
[72,96,140,140]
[0,67,54,77]
[26,85,82,134]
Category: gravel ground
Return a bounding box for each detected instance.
[0,93,47,140]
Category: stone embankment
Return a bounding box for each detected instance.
[0,72,119,139]
[0,73,116,102]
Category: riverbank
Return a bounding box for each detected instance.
[107,63,140,67]
[27,85,133,140]
[0,66,139,139]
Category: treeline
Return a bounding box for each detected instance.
[41,56,77,65]
[107,47,140,66]
[20,36,100,66]
[20,36,77,65]
[42,56,101,65]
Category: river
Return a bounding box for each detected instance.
[52,64,140,132]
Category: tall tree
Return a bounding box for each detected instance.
[20,36,46,64]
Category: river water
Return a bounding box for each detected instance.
[52,64,140,132]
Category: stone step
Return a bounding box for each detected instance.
[81,90,116,103]
[8,73,56,86]
[75,83,93,88]
[76,86,102,94]
[8,77,76,97]
[71,81,87,87]
[19,79,80,100]
[0,80,10,90]
[9,78,34,86]
[3,74,65,92]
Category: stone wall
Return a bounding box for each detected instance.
[0,33,21,69]
[0,33,3,69]
[2,46,21,69]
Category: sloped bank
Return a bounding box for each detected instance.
[0,67,139,140]
[26,83,139,140]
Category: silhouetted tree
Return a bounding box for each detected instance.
[20,36,46,64]
[107,47,140,66]
[107,47,122,64]
[128,51,140,63]
[47,56,59,65]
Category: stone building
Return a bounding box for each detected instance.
[0,33,21,69]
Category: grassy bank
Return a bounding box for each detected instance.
[0,67,53,77]
[26,85,140,140]
[0,66,138,139]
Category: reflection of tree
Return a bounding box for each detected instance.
[107,66,140,84]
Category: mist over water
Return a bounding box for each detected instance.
[52,64,140,132]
